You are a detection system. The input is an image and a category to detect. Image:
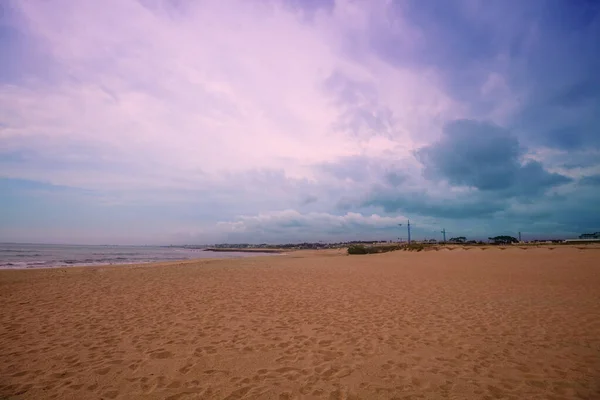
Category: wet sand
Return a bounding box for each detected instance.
[1,246,599,399]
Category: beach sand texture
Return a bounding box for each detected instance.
[1,247,599,399]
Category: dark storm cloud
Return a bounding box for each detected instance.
[363,189,505,219]
[367,0,600,151]
[416,119,571,195]
[579,174,600,186]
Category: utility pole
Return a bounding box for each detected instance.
[441,228,446,243]
[400,221,412,244]
[519,232,522,242]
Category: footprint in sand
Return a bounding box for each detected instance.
[102,390,119,399]
[178,363,194,374]
[223,385,252,399]
[167,380,183,389]
[95,366,111,375]
[150,350,173,359]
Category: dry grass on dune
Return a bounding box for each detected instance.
[1,246,599,399]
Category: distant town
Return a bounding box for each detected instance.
[171,231,600,251]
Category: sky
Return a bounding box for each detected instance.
[0,0,599,245]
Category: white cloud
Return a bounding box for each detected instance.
[215,209,409,243]
[1,0,462,190]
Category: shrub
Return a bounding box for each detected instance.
[348,245,369,255]
[403,243,425,252]
[348,244,403,255]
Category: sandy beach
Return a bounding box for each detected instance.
[1,246,599,399]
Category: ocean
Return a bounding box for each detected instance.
[0,243,272,269]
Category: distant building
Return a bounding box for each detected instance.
[579,232,600,239]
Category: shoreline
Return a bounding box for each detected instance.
[203,247,286,253]
[0,247,283,271]
[2,244,598,271]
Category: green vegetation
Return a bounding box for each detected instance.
[347,243,431,255]
[347,244,370,254]
[347,244,403,255]
[403,243,426,252]
[488,236,519,244]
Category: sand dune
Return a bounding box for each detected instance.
[1,247,599,399]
